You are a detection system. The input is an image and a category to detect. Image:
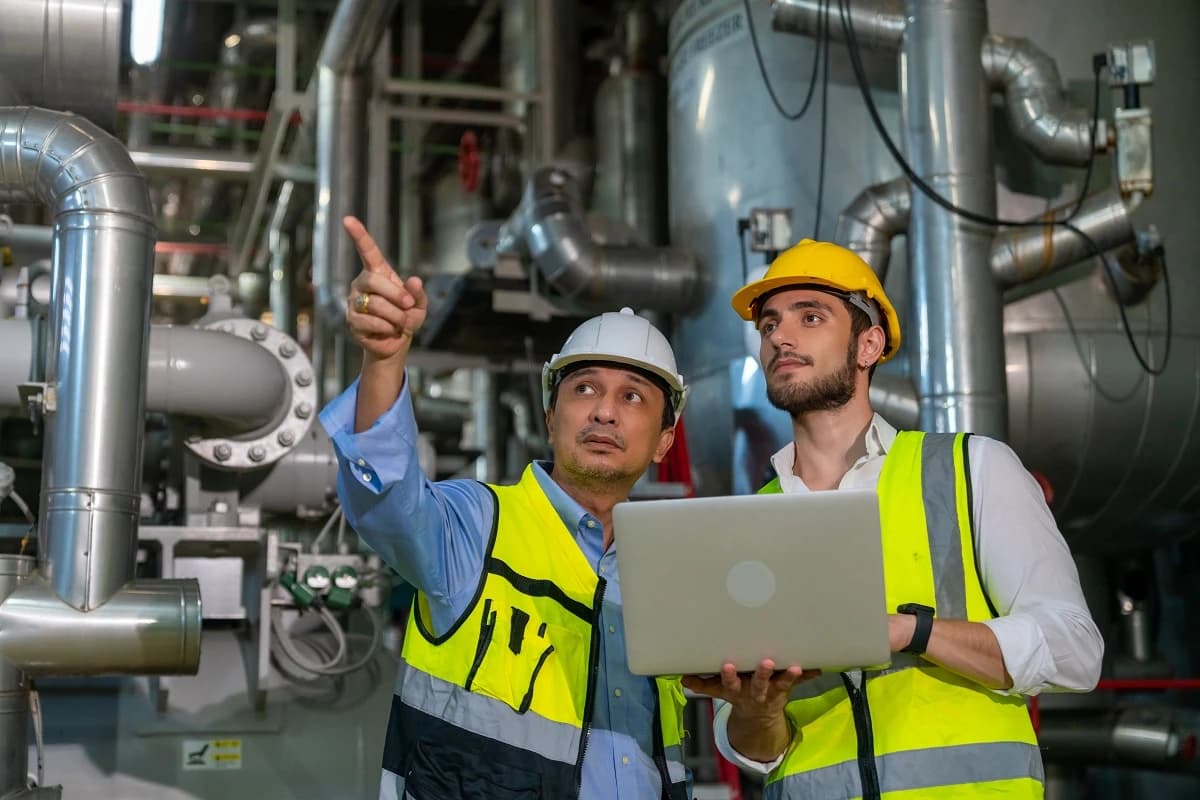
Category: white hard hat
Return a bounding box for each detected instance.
[541,307,688,420]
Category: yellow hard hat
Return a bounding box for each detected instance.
[730,239,902,363]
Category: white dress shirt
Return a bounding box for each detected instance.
[713,413,1104,773]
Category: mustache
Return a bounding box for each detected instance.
[576,427,626,449]
[769,351,813,372]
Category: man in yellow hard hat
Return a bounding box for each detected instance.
[683,239,1102,799]
[320,217,693,799]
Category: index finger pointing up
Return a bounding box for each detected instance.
[343,216,391,274]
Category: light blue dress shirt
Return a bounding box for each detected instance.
[320,377,688,799]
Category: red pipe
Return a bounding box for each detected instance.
[1097,678,1200,691]
[118,101,271,122]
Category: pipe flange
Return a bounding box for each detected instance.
[184,318,317,471]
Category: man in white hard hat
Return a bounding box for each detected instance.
[319,216,692,800]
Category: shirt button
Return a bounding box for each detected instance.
[362,473,373,483]
[608,625,616,634]
[621,756,630,766]
[586,520,597,529]
[356,458,366,467]
[614,688,622,697]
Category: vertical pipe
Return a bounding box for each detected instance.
[0,556,32,798]
[398,0,422,272]
[472,371,499,483]
[903,0,1005,438]
[268,180,298,337]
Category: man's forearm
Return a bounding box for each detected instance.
[924,619,1013,690]
[727,708,793,763]
[355,353,407,433]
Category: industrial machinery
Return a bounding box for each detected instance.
[0,0,1198,798]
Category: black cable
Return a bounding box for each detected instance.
[743,0,825,121]
[813,0,832,239]
[837,0,1171,376]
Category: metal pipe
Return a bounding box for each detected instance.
[269,180,300,338]
[385,105,525,129]
[128,148,315,183]
[2,322,291,434]
[1038,708,1191,769]
[472,371,499,483]
[0,0,122,130]
[507,167,703,313]
[384,79,539,104]
[771,0,905,48]
[241,426,338,516]
[982,33,1106,167]
[835,176,910,280]
[903,0,1007,440]
[0,576,201,675]
[0,107,155,610]
[0,555,30,797]
[398,0,423,274]
[535,0,572,160]
[5,265,255,307]
[992,188,1135,288]
[312,0,401,326]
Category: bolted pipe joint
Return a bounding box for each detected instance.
[982,33,1108,167]
[507,167,703,314]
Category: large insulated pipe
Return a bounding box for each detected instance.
[1,107,154,609]
[771,0,905,48]
[982,33,1106,168]
[506,167,702,313]
[0,108,197,630]
[0,0,122,130]
[835,176,910,280]
[0,556,29,797]
[903,0,1007,439]
[1,322,291,435]
[0,572,201,675]
[991,188,1136,288]
[312,0,401,324]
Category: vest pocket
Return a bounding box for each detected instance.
[468,602,588,721]
[405,738,542,799]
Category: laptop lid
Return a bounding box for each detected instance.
[612,489,890,676]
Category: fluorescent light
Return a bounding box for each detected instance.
[131,0,166,66]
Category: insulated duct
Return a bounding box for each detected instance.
[991,188,1136,288]
[904,0,1007,440]
[0,322,292,438]
[0,0,122,130]
[982,33,1106,167]
[0,107,201,656]
[312,0,401,325]
[505,167,702,313]
[1039,708,1194,770]
[771,0,905,48]
[835,175,910,279]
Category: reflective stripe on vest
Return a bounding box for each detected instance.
[760,431,1041,799]
[388,465,688,799]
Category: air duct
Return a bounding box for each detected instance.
[504,167,702,313]
[771,0,905,48]
[312,0,401,325]
[0,106,200,656]
[982,33,1107,167]
[991,188,1136,288]
[835,176,910,280]
[1039,708,1194,770]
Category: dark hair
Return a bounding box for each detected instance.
[548,361,675,430]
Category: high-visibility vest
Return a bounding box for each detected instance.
[382,465,689,799]
[758,431,1042,800]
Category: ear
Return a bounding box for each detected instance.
[544,408,555,446]
[858,325,887,369]
[650,426,676,464]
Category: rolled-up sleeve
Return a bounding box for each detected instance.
[970,437,1104,695]
[319,377,493,629]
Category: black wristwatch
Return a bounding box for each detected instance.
[897,603,936,655]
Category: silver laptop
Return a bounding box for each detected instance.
[612,489,890,676]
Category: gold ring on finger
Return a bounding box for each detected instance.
[354,292,370,313]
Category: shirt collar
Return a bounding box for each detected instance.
[769,413,898,480]
[530,459,595,532]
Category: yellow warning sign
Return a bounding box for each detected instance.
[182,738,243,771]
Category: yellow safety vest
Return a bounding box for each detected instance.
[758,431,1042,800]
[384,465,689,799]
